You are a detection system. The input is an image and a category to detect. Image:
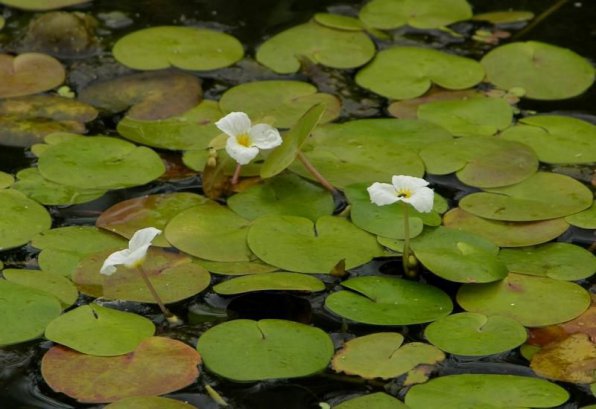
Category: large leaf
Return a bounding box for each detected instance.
[0,189,51,251]
[3,268,78,308]
[335,393,409,409]
[0,0,89,10]
[104,397,197,409]
[213,272,325,295]
[0,53,64,98]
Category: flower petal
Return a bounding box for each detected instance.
[226,136,259,165]
[128,227,162,251]
[100,248,133,275]
[249,124,282,149]
[367,182,399,206]
[215,112,251,138]
[404,186,434,213]
[391,175,429,190]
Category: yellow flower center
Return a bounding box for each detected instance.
[236,133,252,147]
[396,188,412,198]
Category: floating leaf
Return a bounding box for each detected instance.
[405,374,569,409]
[219,81,339,128]
[37,136,166,190]
[325,276,452,325]
[41,337,200,403]
[417,97,513,137]
[443,207,570,247]
[165,202,252,262]
[565,201,596,229]
[424,312,527,356]
[420,137,538,188]
[498,243,596,281]
[481,41,594,100]
[531,333,596,384]
[0,189,51,250]
[197,319,333,381]
[195,259,278,276]
[0,171,13,188]
[314,13,365,31]
[96,192,212,247]
[335,393,409,409]
[355,47,484,100]
[214,272,325,295]
[228,173,334,221]
[411,227,508,283]
[74,247,211,303]
[0,53,65,98]
[45,304,155,356]
[332,333,444,379]
[0,0,90,10]
[256,21,375,74]
[3,268,78,308]
[459,172,593,221]
[500,115,596,164]
[0,115,85,148]
[104,396,197,409]
[359,0,472,29]
[0,280,62,346]
[79,71,201,120]
[457,273,591,327]
[472,11,534,24]
[247,215,382,274]
[113,26,243,71]
[388,88,481,119]
[117,100,222,150]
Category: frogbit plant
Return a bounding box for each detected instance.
[100,227,180,324]
[367,175,434,277]
[215,111,283,184]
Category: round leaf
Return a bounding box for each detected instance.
[565,200,596,229]
[45,304,155,356]
[424,312,527,356]
[0,53,65,98]
[214,272,325,295]
[197,319,333,381]
[196,259,278,276]
[3,268,78,308]
[247,215,382,274]
[113,26,243,71]
[314,13,365,31]
[0,0,89,10]
[104,396,196,409]
[457,273,591,327]
[0,189,51,250]
[481,41,594,100]
[0,171,13,188]
[325,276,452,325]
[335,393,409,409]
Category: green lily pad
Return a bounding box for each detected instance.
[13,167,106,206]
[388,88,482,119]
[32,226,127,276]
[219,81,339,129]
[213,272,325,295]
[74,247,211,303]
[104,396,197,409]
[314,13,365,31]
[481,41,594,100]
[500,115,596,164]
[355,47,484,100]
[195,259,278,276]
[247,215,382,274]
[3,268,78,308]
[113,26,243,71]
[411,227,508,283]
[0,171,14,188]
[472,11,534,24]
[0,189,51,251]
[459,172,593,221]
[359,0,472,29]
[116,100,222,150]
[0,280,62,346]
[96,192,212,247]
[565,200,596,229]
[79,71,201,121]
[256,20,375,74]
[405,374,569,409]
[0,53,65,98]
[260,104,327,179]
[37,136,165,190]
[41,337,200,403]
[335,393,409,409]
[0,16,4,30]
[424,312,527,356]
[498,243,596,281]
[325,276,452,325]
[229,174,333,222]
[165,202,252,262]
[197,319,333,381]
[420,137,538,188]
[443,208,570,247]
[0,0,90,10]
[45,304,155,356]
[457,273,591,327]
[332,332,444,379]
[345,183,441,240]
[417,97,513,137]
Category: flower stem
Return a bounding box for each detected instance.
[401,202,415,278]
[296,151,337,193]
[231,163,242,185]
[137,266,179,324]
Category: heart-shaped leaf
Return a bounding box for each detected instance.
[3,268,78,308]
[335,392,409,409]
[0,0,89,10]
[214,272,325,295]
[104,396,197,409]
[0,189,51,250]
[0,53,65,98]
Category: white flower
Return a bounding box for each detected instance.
[100,227,162,275]
[215,112,282,165]
[367,175,434,213]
